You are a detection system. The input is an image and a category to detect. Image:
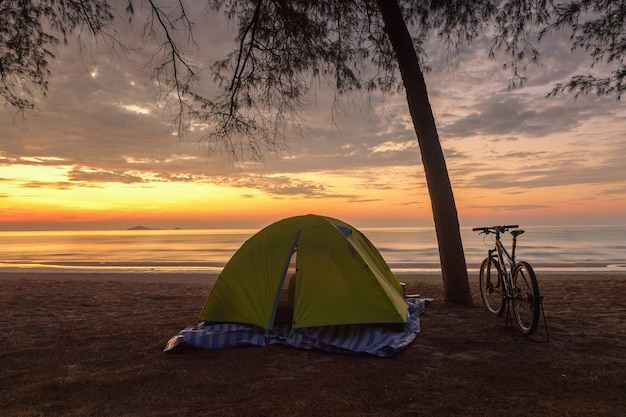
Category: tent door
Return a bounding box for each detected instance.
[274,249,297,327]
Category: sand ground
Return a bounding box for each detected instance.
[1,272,625,416]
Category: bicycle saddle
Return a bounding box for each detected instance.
[511,229,525,237]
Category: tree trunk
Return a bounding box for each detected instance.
[377,0,473,305]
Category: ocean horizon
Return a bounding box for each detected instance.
[1,225,625,275]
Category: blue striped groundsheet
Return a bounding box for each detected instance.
[164,297,429,357]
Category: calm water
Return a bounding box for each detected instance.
[1,226,624,274]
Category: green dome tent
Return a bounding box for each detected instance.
[199,214,408,330]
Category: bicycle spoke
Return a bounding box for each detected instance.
[479,257,506,316]
[512,261,540,335]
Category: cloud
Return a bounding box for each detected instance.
[67,168,145,184]
[469,204,552,211]
[216,174,359,200]
[20,181,101,190]
[1,9,625,226]
[467,152,626,190]
[440,94,603,139]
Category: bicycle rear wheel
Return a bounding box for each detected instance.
[512,261,540,335]
[479,257,506,315]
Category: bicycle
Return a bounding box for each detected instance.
[472,225,542,335]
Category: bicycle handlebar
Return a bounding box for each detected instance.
[472,225,519,234]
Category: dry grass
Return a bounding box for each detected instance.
[1,276,625,417]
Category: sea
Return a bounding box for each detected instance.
[1,225,625,275]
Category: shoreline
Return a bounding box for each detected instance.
[1,269,625,284]
[2,260,624,274]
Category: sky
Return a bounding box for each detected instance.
[1,4,625,231]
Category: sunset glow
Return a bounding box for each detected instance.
[2,13,625,231]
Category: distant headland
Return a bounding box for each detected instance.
[127,226,158,230]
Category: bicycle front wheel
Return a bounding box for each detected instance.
[479,257,506,316]
[512,261,541,335]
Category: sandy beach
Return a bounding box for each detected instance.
[2,270,625,416]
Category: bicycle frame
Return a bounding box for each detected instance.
[474,224,524,300]
[488,232,518,296]
[474,225,546,337]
